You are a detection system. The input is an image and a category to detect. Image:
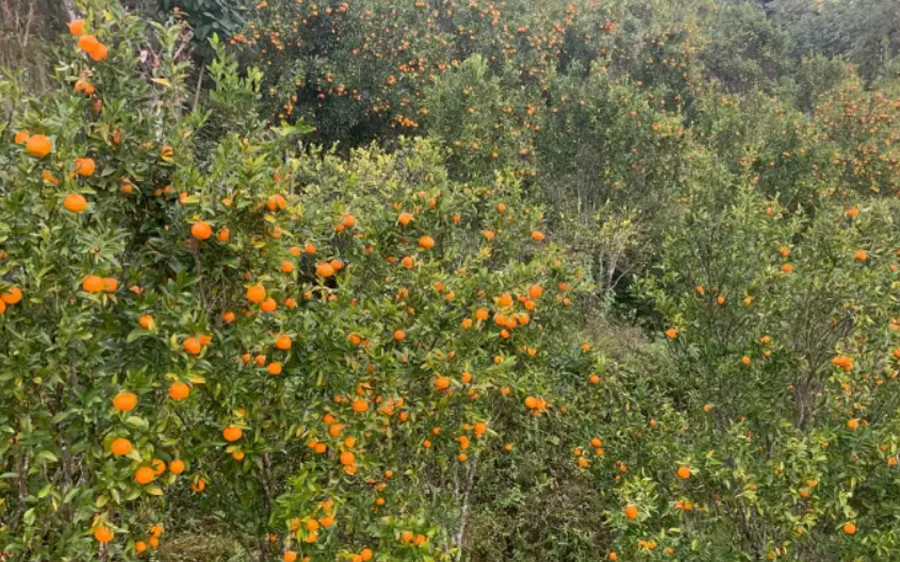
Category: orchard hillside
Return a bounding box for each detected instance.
[1,0,900,561]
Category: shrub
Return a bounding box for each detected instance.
[636,177,900,559]
[0,5,594,560]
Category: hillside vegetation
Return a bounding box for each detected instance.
[1,0,900,561]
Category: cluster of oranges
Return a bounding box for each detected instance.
[0,286,22,315]
[70,19,110,61]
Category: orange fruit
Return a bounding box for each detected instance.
[223,425,243,442]
[528,284,543,298]
[69,19,85,35]
[191,478,206,492]
[283,552,298,562]
[101,278,118,293]
[398,212,413,226]
[434,376,451,391]
[418,235,435,249]
[260,298,277,312]
[169,459,185,474]
[393,329,406,341]
[82,275,104,293]
[110,437,132,456]
[352,399,369,413]
[138,315,154,330]
[77,78,97,98]
[625,504,638,520]
[93,525,113,543]
[78,34,100,53]
[134,466,156,485]
[64,193,88,212]
[854,250,868,262]
[89,43,109,61]
[274,335,292,350]
[531,230,545,241]
[267,362,283,375]
[183,337,202,355]
[169,381,190,400]
[191,221,212,240]
[112,392,137,412]
[677,466,691,479]
[73,157,95,177]
[246,284,266,303]
[135,540,147,553]
[843,522,856,535]
[339,450,355,466]
[665,328,678,340]
[316,262,335,277]
[25,134,52,158]
[1,287,23,304]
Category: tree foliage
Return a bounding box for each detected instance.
[2,0,900,561]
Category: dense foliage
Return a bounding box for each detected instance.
[1,0,900,561]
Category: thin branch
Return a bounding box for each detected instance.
[192,61,205,112]
[455,457,478,561]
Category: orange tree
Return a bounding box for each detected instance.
[629,165,900,560]
[0,3,601,560]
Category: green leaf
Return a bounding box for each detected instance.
[36,450,58,464]
[126,416,149,430]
